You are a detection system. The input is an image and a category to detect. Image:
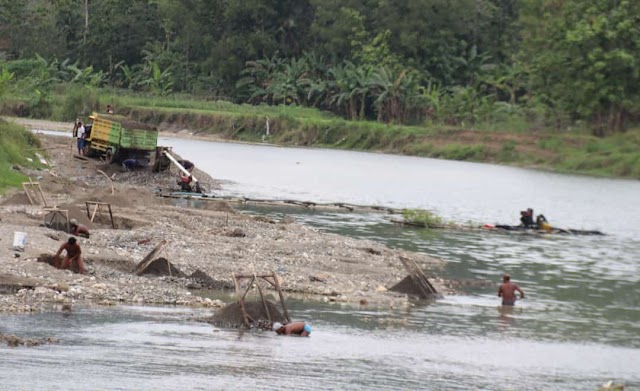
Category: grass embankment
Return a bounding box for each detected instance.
[0,122,42,192]
[112,94,640,179]
[3,88,640,179]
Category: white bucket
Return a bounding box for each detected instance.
[12,231,27,251]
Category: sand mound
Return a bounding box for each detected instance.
[1,193,32,206]
[189,269,231,289]
[210,301,287,328]
[56,203,94,228]
[137,257,186,277]
[83,186,158,208]
[389,275,423,296]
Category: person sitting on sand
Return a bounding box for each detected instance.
[69,218,90,238]
[272,321,311,337]
[54,237,85,274]
[498,274,524,306]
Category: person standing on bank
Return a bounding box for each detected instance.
[498,274,524,305]
[76,121,86,155]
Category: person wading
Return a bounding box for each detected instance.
[498,274,524,306]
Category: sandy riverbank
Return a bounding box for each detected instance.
[0,129,452,316]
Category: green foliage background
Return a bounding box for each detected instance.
[1,0,639,134]
[0,122,42,192]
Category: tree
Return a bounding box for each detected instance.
[521,0,640,134]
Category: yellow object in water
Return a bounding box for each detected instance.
[540,221,552,231]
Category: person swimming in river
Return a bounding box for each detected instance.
[272,321,311,337]
[520,208,535,228]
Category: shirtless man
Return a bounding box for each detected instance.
[498,274,524,305]
[54,237,86,274]
[272,321,311,337]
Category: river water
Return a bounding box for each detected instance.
[4,132,639,390]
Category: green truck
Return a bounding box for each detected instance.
[79,112,158,163]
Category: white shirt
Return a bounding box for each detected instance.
[77,126,85,139]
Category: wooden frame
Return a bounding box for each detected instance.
[43,208,70,233]
[84,201,115,228]
[398,256,438,297]
[231,271,291,328]
[21,180,48,207]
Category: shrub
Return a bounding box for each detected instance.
[55,85,100,121]
[402,209,444,228]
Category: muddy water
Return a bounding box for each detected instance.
[12,131,639,389]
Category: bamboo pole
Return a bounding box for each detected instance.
[21,183,35,205]
[96,169,114,195]
[162,151,199,184]
[232,272,251,327]
[253,265,271,323]
[241,277,255,301]
[271,271,291,322]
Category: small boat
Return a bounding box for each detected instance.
[486,224,605,236]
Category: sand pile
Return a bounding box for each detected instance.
[1,193,32,206]
[137,257,186,277]
[56,203,93,228]
[84,186,157,208]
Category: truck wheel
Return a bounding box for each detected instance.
[83,143,93,157]
[105,149,114,164]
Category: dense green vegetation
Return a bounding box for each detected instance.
[402,209,446,228]
[0,122,42,192]
[1,0,639,134]
[0,0,639,179]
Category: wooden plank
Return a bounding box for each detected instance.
[133,240,169,275]
[21,183,35,205]
[90,203,99,222]
[398,256,437,297]
[235,273,279,279]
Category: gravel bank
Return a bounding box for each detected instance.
[1,132,451,315]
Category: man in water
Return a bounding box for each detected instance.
[498,274,524,305]
[272,321,311,337]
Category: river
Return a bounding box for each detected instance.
[2,132,638,390]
